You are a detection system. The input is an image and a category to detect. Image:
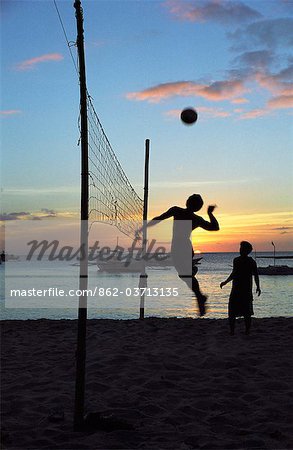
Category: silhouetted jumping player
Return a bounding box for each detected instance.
[220,241,261,335]
[142,194,219,316]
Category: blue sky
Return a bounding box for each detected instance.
[1,0,293,251]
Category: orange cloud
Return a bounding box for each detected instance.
[238,108,271,120]
[197,106,231,118]
[15,53,63,71]
[165,106,231,119]
[254,70,293,97]
[127,81,201,103]
[0,110,21,116]
[268,95,293,109]
[164,109,181,118]
[231,97,249,104]
[200,80,249,101]
[235,93,293,120]
[127,79,248,103]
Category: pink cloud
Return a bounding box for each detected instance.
[254,67,293,97]
[126,81,202,103]
[268,95,293,110]
[165,109,182,118]
[126,64,292,118]
[238,108,271,120]
[0,110,21,116]
[165,106,230,119]
[15,53,63,71]
[164,0,261,24]
[197,106,231,117]
[231,97,249,104]
[236,93,293,120]
[126,79,248,103]
[200,79,249,101]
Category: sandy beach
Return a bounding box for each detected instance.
[1,317,292,449]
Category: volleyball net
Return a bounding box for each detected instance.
[87,94,143,239]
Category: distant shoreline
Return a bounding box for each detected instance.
[1,316,292,323]
[1,250,293,259]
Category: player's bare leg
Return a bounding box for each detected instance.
[179,272,207,316]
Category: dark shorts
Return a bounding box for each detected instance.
[228,296,254,317]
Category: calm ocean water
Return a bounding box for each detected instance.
[1,252,292,320]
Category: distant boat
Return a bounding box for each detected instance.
[6,254,20,261]
[256,255,293,259]
[258,265,293,276]
[97,253,203,273]
[98,259,143,273]
[257,242,293,276]
[0,252,20,262]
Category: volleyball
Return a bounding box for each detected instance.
[180,108,198,125]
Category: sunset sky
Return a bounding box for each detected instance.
[1,0,293,252]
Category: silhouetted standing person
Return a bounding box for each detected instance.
[1,251,5,263]
[141,194,219,316]
[220,241,261,335]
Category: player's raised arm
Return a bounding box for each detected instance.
[197,205,220,231]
